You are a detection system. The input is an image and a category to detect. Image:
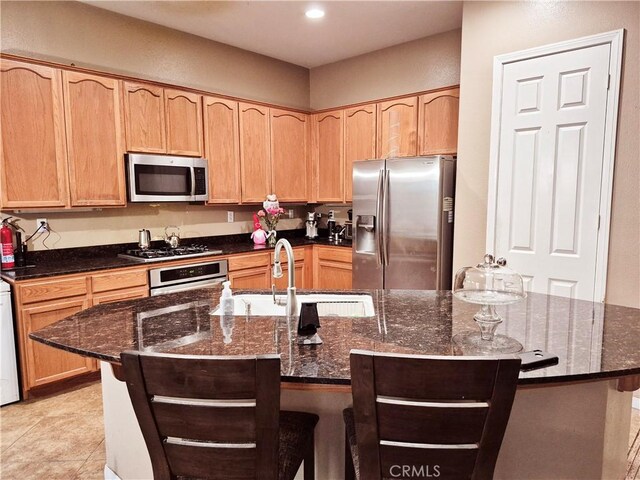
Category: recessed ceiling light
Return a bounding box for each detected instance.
[305,8,325,19]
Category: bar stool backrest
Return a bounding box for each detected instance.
[121,351,281,480]
[349,350,521,480]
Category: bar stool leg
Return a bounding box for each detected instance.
[303,435,315,480]
[345,429,356,480]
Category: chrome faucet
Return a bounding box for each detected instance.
[272,238,297,316]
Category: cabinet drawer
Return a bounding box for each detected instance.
[19,276,88,304]
[270,247,306,263]
[92,286,149,305]
[316,246,352,264]
[228,252,271,271]
[92,269,148,293]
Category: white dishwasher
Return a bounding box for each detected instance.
[1,279,19,405]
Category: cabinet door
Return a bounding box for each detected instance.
[271,109,308,202]
[239,103,271,203]
[316,261,352,290]
[418,88,460,155]
[164,89,203,156]
[273,263,305,291]
[271,247,306,290]
[0,60,68,208]
[377,97,418,159]
[229,267,271,290]
[123,82,166,153]
[314,111,344,203]
[21,298,94,389]
[204,96,241,203]
[344,104,376,202]
[63,72,126,206]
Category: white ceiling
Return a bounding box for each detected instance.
[83,1,463,68]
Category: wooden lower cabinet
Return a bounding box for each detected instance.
[273,263,305,290]
[21,297,96,392]
[228,251,271,289]
[228,267,271,290]
[315,261,353,290]
[228,248,311,291]
[15,267,150,397]
[314,246,353,290]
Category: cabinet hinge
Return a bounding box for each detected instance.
[607,74,611,90]
[597,215,601,231]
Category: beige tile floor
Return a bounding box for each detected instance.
[0,381,639,479]
[0,382,104,480]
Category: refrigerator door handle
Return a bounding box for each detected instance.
[376,169,385,266]
[382,169,390,266]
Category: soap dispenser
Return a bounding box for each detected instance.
[219,281,234,316]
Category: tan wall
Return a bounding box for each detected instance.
[454,1,639,308]
[13,205,304,251]
[0,0,310,109]
[309,29,461,110]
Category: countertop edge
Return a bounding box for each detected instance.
[28,332,640,389]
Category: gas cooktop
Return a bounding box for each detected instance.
[118,245,223,263]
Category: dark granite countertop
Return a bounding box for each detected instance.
[29,286,640,387]
[0,230,351,283]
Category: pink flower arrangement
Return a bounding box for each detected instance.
[258,195,285,246]
[257,207,284,231]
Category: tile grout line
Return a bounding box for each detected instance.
[0,416,46,455]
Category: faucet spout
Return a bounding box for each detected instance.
[273,238,297,316]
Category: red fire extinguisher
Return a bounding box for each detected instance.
[1,217,15,270]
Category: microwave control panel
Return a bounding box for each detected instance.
[194,167,207,195]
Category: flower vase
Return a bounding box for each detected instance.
[267,230,277,247]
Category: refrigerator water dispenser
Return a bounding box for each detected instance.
[355,215,376,254]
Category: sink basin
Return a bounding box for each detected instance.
[211,293,375,317]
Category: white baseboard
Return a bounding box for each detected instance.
[104,465,121,480]
[633,396,640,410]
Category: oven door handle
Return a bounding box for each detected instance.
[150,278,226,296]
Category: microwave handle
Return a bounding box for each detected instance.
[190,167,196,197]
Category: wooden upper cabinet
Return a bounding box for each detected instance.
[239,103,271,203]
[418,87,460,155]
[164,89,203,157]
[63,71,126,206]
[344,104,376,202]
[204,96,241,203]
[314,110,344,203]
[0,60,69,209]
[376,97,418,159]
[123,82,166,153]
[270,109,308,202]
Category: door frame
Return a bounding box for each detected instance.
[486,29,624,303]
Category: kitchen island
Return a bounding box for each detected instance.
[31,287,640,480]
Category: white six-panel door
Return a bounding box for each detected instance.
[491,42,612,302]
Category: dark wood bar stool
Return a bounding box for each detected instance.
[121,351,318,480]
[343,350,521,480]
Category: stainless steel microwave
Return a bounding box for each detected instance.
[126,154,208,202]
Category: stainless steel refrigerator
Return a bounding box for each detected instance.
[352,156,456,290]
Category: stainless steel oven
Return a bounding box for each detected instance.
[126,153,208,202]
[149,260,228,296]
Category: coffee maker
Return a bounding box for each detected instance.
[305,212,319,239]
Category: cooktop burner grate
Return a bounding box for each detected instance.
[118,245,223,263]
